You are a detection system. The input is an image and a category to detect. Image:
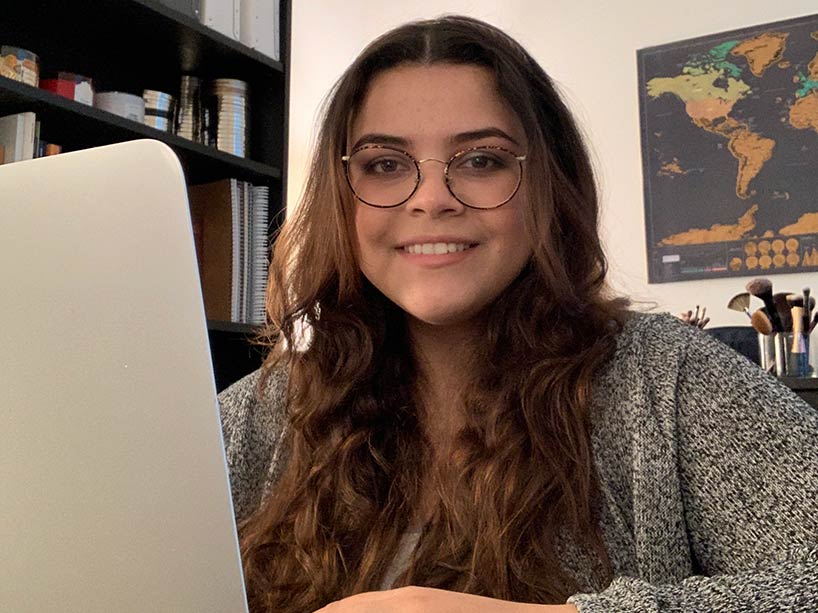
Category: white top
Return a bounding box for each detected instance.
[380,530,423,590]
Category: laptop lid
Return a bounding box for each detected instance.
[0,140,249,612]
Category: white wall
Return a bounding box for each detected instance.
[288,1,818,326]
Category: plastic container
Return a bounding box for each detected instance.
[94,92,146,123]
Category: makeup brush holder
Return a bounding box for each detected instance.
[758,332,812,377]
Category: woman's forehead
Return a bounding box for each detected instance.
[349,63,526,148]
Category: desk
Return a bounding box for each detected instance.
[780,377,818,409]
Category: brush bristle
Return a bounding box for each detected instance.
[751,309,773,335]
[727,292,751,312]
[787,294,805,307]
[746,278,772,296]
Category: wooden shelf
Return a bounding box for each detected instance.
[207,322,266,392]
[779,376,818,390]
[0,0,283,83]
[0,76,281,185]
[131,0,284,73]
[207,320,261,334]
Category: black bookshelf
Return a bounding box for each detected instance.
[0,0,291,388]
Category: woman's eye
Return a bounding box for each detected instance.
[457,151,505,172]
[375,159,398,172]
[467,155,493,169]
[366,158,407,174]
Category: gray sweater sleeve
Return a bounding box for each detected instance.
[570,320,818,612]
[217,367,290,523]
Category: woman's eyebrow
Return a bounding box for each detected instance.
[350,133,411,150]
[349,127,521,151]
[449,127,521,147]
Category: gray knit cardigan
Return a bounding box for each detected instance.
[217,312,818,611]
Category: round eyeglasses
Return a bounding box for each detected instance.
[341,145,527,209]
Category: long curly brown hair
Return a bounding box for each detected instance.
[240,15,629,612]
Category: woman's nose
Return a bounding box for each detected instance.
[405,158,464,216]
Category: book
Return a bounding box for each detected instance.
[0,112,36,163]
[34,119,41,158]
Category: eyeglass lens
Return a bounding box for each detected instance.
[345,147,522,208]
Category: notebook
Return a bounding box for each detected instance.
[0,140,249,612]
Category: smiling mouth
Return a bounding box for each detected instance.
[401,242,476,255]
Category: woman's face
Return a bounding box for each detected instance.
[349,63,533,329]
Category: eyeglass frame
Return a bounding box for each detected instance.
[340,144,527,210]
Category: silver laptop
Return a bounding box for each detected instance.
[0,140,249,612]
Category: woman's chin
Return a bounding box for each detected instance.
[403,303,484,330]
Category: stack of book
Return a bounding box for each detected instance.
[0,111,62,164]
[189,178,270,325]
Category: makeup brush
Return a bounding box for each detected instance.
[746,278,783,332]
[727,292,752,319]
[752,309,775,373]
[787,294,804,339]
[773,292,793,332]
[750,308,773,335]
[804,287,812,335]
[791,304,809,376]
[785,295,814,323]
[787,294,804,309]
[810,309,818,334]
[697,306,709,329]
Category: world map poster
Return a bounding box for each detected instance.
[638,13,818,283]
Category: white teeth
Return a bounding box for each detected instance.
[404,242,472,254]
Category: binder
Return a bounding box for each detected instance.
[239,0,279,60]
[200,0,240,40]
[188,179,234,321]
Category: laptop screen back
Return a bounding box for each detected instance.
[0,140,248,612]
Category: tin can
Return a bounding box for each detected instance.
[143,89,176,132]
[176,75,204,143]
[0,45,40,86]
[205,78,248,157]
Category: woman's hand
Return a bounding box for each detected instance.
[313,586,579,613]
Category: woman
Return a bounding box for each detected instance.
[218,15,818,613]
